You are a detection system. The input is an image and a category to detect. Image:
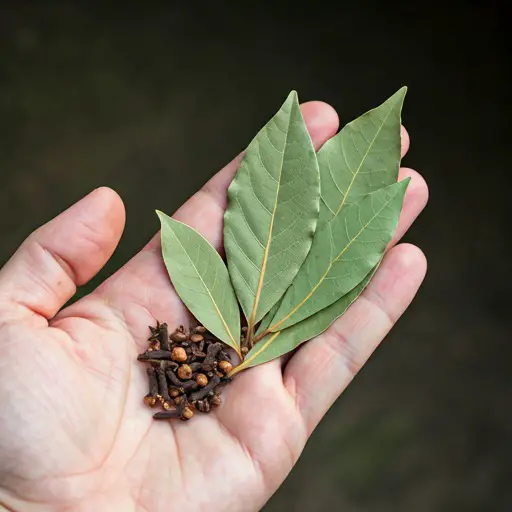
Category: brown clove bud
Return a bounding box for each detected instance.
[190,333,204,343]
[181,407,194,420]
[190,375,220,401]
[217,360,233,374]
[162,400,174,411]
[166,370,198,390]
[169,388,180,398]
[171,347,188,362]
[193,325,207,333]
[177,364,193,380]
[195,374,209,387]
[171,331,188,343]
[144,395,157,407]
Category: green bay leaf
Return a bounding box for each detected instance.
[264,179,409,332]
[318,87,406,224]
[157,212,241,355]
[233,264,379,372]
[224,91,320,332]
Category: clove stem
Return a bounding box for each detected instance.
[190,375,220,401]
[156,366,171,402]
[153,409,180,420]
[138,350,172,361]
[159,322,169,351]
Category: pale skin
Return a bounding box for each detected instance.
[0,101,428,512]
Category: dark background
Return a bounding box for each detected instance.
[0,3,509,511]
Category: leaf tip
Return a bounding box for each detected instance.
[286,89,299,105]
[384,86,408,109]
[399,175,412,191]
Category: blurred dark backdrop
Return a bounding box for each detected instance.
[0,2,509,511]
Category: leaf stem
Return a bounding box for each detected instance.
[228,331,281,377]
[252,329,269,345]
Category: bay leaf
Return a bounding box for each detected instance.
[157,211,241,355]
[261,179,409,333]
[232,265,379,373]
[318,87,406,224]
[224,91,320,336]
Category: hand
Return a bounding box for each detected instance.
[0,102,428,512]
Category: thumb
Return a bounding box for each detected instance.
[0,187,125,321]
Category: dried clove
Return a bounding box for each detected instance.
[139,323,234,422]
[143,367,158,407]
[219,349,231,362]
[171,347,188,363]
[181,407,194,421]
[138,350,172,361]
[156,366,171,402]
[195,374,209,387]
[170,330,188,343]
[177,364,193,380]
[153,409,180,420]
[190,375,220,401]
[195,399,211,413]
[166,369,198,390]
[158,322,170,351]
[217,360,233,374]
[203,343,221,370]
[169,388,180,398]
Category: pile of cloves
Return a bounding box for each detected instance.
[137,322,233,421]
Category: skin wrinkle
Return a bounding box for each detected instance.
[168,422,185,493]
[126,422,158,512]
[46,323,133,483]
[278,389,308,470]
[33,240,79,288]
[0,464,105,508]
[0,500,16,512]
[215,417,267,495]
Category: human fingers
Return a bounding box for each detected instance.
[282,243,427,434]
[0,188,125,322]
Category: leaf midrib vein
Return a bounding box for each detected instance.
[248,104,293,327]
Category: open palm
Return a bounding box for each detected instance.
[0,102,428,512]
